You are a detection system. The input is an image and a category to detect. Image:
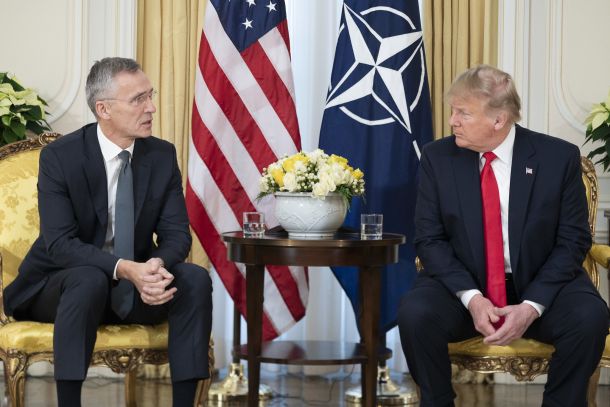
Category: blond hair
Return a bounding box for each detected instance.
[447,64,521,123]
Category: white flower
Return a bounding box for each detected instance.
[259,176,270,193]
[283,172,298,192]
[312,181,330,197]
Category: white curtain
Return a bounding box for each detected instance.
[210,0,408,375]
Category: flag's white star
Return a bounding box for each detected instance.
[326,5,423,133]
[242,18,253,29]
[246,0,256,6]
[266,1,277,12]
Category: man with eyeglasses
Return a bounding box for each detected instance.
[3,57,212,407]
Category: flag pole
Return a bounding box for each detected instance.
[206,305,273,402]
[344,333,419,405]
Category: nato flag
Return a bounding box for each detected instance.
[319,0,433,333]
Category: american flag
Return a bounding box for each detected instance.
[185,0,308,340]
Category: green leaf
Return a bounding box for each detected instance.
[9,119,26,139]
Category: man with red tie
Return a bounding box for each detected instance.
[398,65,609,407]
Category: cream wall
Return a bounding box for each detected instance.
[499,0,610,385]
[2,0,136,135]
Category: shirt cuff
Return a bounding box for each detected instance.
[456,289,482,309]
[523,300,545,316]
[113,259,121,280]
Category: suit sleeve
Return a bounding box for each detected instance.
[38,146,118,277]
[150,145,192,269]
[521,148,592,307]
[414,148,480,294]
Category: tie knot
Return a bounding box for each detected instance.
[483,151,497,164]
[118,150,131,163]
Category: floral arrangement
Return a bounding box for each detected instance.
[258,149,365,204]
[0,72,51,147]
[584,90,610,170]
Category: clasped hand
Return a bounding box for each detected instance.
[117,258,176,305]
[468,294,539,346]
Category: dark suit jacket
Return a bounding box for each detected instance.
[4,123,192,316]
[414,125,598,309]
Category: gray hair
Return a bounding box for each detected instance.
[447,64,521,123]
[85,57,142,116]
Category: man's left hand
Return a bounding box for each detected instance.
[483,303,539,346]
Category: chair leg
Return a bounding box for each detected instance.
[195,378,212,406]
[587,366,601,407]
[124,369,137,407]
[5,354,28,407]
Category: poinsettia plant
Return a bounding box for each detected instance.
[584,90,610,171]
[0,72,51,147]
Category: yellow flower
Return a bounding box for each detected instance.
[352,168,364,179]
[270,166,285,187]
[329,154,348,168]
[282,153,308,172]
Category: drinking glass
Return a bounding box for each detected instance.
[243,212,265,237]
[360,213,383,240]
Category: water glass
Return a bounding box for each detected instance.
[360,213,383,240]
[243,212,265,238]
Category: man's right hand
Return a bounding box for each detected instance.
[468,294,500,337]
[116,259,177,305]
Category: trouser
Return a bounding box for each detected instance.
[397,275,609,407]
[18,263,213,382]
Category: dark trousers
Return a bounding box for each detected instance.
[397,276,609,407]
[18,263,213,382]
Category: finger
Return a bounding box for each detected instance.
[158,268,174,280]
[488,310,500,323]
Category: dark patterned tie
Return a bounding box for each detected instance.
[111,150,135,318]
[481,152,506,328]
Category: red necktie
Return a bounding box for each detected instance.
[481,152,506,326]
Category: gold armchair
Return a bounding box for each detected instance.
[439,157,609,404]
[0,134,213,406]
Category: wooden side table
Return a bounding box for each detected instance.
[222,231,405,407]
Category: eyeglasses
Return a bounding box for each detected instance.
[101,89,157,107]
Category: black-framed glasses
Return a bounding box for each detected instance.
[101,89,157,107]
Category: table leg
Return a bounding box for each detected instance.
[359,265,381,407]
[246,264,265,407]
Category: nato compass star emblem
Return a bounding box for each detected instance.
[325,5,427,144]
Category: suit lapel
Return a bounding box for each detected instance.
[83,126,109,229]
[508,126,537,273]
[132,139,151,224]
[452,148,486,282]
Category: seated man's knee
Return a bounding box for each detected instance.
[398,293,432,333]
[172,263,212,298]
[63,266,109,302]
[563,297,609,341]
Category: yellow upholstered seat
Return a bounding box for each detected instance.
[0,134,213,406]
[441,157,610,404]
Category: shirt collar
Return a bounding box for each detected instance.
[96,124,135,162]
[479,125,515,165]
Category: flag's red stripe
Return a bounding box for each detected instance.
[190,112,256,219]
[199,34,278,172]
[185,182,279,340]
[241,35,301,151]
[277,20,291,57]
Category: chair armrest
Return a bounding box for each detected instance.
[589,243,610,269]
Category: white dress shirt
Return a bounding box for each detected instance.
[97,125,134,279]
[457,126,544,316]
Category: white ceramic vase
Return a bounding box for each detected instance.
[274,192,347,238]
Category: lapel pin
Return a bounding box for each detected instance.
[526,167,533,175]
